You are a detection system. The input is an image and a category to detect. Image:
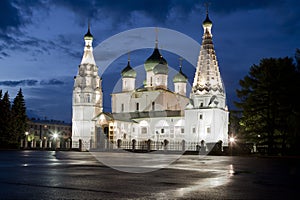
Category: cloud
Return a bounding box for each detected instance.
[40,79,65,85]
[0,78,65,87]
[0,79,38,87]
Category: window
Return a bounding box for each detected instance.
[152,102,155,110]
[121,104,124,112]
[136,103,139,111]
[207,127,211,134]
[199,114,203,120]
[192,127,196,133]
[123,134,127,139]
[132,127,135,132]
[200,102,203,107]
[181,128,184,134]
[161,129,164,134]
[86,94,91,103]
[141,127,147,134]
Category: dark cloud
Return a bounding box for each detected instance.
[0,0,22,31]
[210,0,284,14]
[0,79,38,87]
[0,0,46,31]
[0,79,65,87]
[40,79,65,85]
[51,0,202,24]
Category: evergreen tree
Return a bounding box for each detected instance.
[0,91,12,147]
[235,57,298,155]
[295,48,300,71]
[0,90,3,145]
[11,88,28,147]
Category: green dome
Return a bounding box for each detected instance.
[173,68,187,83]
[203,13,212,27]
[121,61,136,78]
[153,62,168,75]
[144,48,167,72]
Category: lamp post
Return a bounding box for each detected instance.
[229,136,235,156]
[53,133,58,150]
[24,132,29,148]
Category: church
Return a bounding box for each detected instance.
[72,12,229,151]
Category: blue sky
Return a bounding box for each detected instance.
[0,0,299,123]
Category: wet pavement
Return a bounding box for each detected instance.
[0,150,299,199]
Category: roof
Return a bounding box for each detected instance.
[144,47,167,72]
[153,62,168,75]
[173,68,188,83]
[121,61,137,78]
[203,13,212,26]
[84,27,93,40]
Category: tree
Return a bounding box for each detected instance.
[0,91,12,147]
[11,88,28,147]
[295,48,300,71]
[235,57,299,155]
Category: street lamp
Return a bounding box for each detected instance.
[53,133,58,150]
[24,132,29,148]
[229,135,235,156]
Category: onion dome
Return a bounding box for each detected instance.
[153,61,168,75]
[203,13,212,26]
[84,25,93,40]
[173,68,187,83]
[144,48,167,72]
[121,61,136,78]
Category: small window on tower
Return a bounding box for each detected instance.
[152,102,155,110]
[121,104,124,112]
[199,114,203,120]
[192,127,196,133]
[161,129,164,134]
[136,103,139,111]
[207,127,211,134]
[86,94,91,103]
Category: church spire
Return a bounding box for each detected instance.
[192,9,224,95]
[155,27,159,49]
[81,22,96,65]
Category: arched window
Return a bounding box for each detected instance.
[86,94,91,103]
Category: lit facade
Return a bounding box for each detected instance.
[72,13,229,151]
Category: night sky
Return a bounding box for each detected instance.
[0,0,299,123]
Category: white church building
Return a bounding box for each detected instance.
[72,12,229,151]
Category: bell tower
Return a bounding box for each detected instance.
[72,24,103,150]
[185,9,229,146]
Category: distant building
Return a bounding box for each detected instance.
[27,119,72,144]
[72,11,229,151]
